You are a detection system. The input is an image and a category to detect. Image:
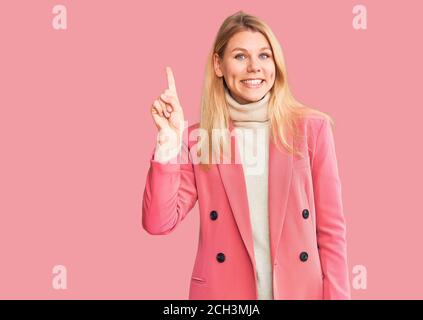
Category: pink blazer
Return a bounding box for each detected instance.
[142,116,351,300]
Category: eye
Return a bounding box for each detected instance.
[234,53,271,60]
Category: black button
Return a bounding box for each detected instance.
[210,210,218,220]
[216,253,225,263]
[302,209,309,219]
[300,251,308,262]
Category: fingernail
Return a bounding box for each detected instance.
[167,106,172,112]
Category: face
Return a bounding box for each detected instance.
[214,30,276,104]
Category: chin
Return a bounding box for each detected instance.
[240,90,265,101]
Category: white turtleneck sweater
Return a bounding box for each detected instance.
[224,87,273,300]
[153,87,274,300]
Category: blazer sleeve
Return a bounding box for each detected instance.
[311,118,351,299]
[142,140,198,235]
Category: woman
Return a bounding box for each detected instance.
[143,10,351,300]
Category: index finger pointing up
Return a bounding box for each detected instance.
[166,66,177,93]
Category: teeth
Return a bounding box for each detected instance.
[242,79,263,85]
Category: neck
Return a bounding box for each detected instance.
[225,86,271,129]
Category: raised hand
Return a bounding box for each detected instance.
[151,67,185,142]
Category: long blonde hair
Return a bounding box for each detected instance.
[197,10,333,170]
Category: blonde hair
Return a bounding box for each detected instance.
[197,10,333,170]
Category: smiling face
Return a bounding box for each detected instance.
[214,30,276,104]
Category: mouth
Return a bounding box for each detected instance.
[240,79,264,89]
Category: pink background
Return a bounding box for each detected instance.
[0,0,422,299]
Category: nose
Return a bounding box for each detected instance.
[247,56,261,73]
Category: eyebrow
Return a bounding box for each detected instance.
[231,47,272,52]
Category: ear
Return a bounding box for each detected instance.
[213,53,223,78]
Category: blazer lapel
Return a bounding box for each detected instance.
[268,133,293,265]
[217,120,256,273]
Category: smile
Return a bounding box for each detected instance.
[241,79,264,88]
